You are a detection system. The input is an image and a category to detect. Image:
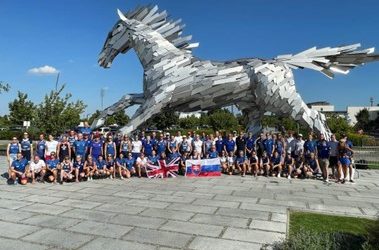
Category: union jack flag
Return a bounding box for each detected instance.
[145,157,180,178]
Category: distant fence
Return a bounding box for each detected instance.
[354,146,379,169]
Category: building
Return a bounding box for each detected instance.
[179,111,203,119]
[346,106,379,125]
[307,101,335,112]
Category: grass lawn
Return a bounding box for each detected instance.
[289,211,375,236]
[284,211,378,250]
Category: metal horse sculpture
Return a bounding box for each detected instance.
[92,5,379,137]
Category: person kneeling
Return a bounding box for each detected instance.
[8,152,30,185]
[29,155,46,183]
[95,155,107,178]
[235,150,247,177]
[249,151,260,177]
[270,151,283,178]
[84,155,97,181]
[303,152,321,178]
[60,156,74,184]
[73,155,84,182]
[105,154,115,179]
[46,152,60,184]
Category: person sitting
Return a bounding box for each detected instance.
[226,151,235,175]
[219,151,228,173]
[249,151,260,177]
[8,152,29,185]
[270,151,283,178]
[283,153,295,179]
[95,155,107,178]
[29,154,46,183]
[105,154,115,179]
[303,152,321,178]
[179,151,190,175]
[260,151,271,177]
[135,152,148,178]
[60,156,74,184]
[235,150,247,177]
[168,146,181,162]
[123,152,136,178]
[208,146,218,159]
[83,155,97,181]
[116,153,127,180]
[46,152,60,183]
[73,155,84,182]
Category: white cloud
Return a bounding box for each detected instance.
[28,65,59,75]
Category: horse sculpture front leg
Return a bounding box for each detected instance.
[91,93,145,129]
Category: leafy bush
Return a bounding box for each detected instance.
[363,219,379,249]
[347,133,378,146]
[271,228,366,250]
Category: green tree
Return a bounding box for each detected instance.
[35,85,86,135]
[105,110,129,126]
[208,109,238,131]
[179,115,200,129]
[87,110,101,125]
[8,91,35,125]
[355,109,370,131]
[148,110,179,130]
[326,115,352,136]
[0,81,10,93]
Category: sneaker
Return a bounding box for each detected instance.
[242,173,246,177]
[350,179,356,184]
[341,179,346,184]
[14,178,18,185]
[287,175,291,180]
[277,173,281,178]
[120,176,124,180]
[110,175,113,179]
[324,179,329,183]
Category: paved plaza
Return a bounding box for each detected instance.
[0,156,378,249]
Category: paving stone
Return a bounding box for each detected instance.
[0,207,36,222]
[110,213,166,229]
[190,213,249,228]
[78,187,118,195]
[0,198,32,210]
[22,194,64,204]
[194,188,233,195]
[54,198,102,209]
[61,208,115,222]
[222,227,285,244]
[213,194,258,204]
[259,198,307,208]
[0,190,29,200]
[123,228,192,248]
[68,220,133,238]
[240,202,288,213]
[271,213,288,223]
[151,194,196,204]
[309,203,363,215]
[0,220,40,239]
[24,228,94,249]
[249,220,287,233]
[19,203,72,215]
[48,190,92,199]
[23,214,81,229]
[173,191,215,199]
[113,191,154,199]
[94,203,146,215]
[216,207,270,220]
[192,198,240,208]
[141,208,195,221]
[121,198,170,209]
[160,220,224,237]
[83,194,128,204]
[167,203,218,214]
[0,237,48,250]
[189,236,262,250]
[79,237,156,250]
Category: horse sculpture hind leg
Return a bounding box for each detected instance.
[252,61,331,138]
[91,93,144,129]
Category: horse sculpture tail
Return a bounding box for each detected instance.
[275,43,379,78]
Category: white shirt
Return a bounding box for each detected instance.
[175,136,183,145]
[45,140,58,156]
[132,140,142,153]
[294,139,304,156]
[193,140,203,154]
[219,156,226,163]
[136,157,148,166]
[30,160,45,172]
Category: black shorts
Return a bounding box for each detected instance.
[329,156,338,167]
[22,151,31,161]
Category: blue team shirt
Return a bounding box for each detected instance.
[275,140,284,154]
[215,139,224,153]
[209,151,218,159]
[124,158,135,170]
[157,140,166,155]
[121,141,129,153]
[8,143,19,154]
[168,152,181,161]
[304,140,317,154]
[97,160,106,170]
[91,141,103,158]
[246,137,255,150]
[143,141,154,156]
[317,140,331,159]
[73,161,84,170]
[264,139,274,155]
[271,156,281,165]
[225,140,235,152]
[148,155,158,165]
[20,139,31,151]
[12,158,28,172]
[36,140,46,157]
[105,143,116,156]
[74,140,87,156]
[236,156,246,164]
[47,159,60,169]
[116,157,126,167]
[80,127,92,135]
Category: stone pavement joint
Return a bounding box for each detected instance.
[0,156,379,249]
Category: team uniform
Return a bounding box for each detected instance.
[156,140,166,156]
[131,140,142,159]
[90,140,103,160]
[73,140,87,159]
[224,140,235,154]
[58,142,70,162]
[11,158,29,175]
[304,140,317,159]
[215,139,224,155]
[20,139,32,161]
[36,140,46,160]
[143,140,154,157]
[8,143,20,166]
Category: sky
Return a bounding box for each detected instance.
[1,0,379,118]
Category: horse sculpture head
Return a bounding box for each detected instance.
[98,10,135,68]
[99,6,199,68]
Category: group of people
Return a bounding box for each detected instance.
[6,122,356,185]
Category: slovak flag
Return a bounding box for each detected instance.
[145,158,180,178]
[185,158,221,177]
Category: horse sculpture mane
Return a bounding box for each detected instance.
[123,5,198,52]
[92,5,379,138]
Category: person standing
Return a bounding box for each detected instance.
[236,132,246,156]
[57,136,71,162]
[317,134,331,183]
[45,134,58,161]
[131,135,142,160]
[104,134,117,159]
[224,134,236,155]
[68,130,77,161]
[156,133,167,156]
[245,132,255,158]
[120,135,131,157]
[293,134,305,159]
[263,133,274,158]
[73,133,87,160]
[7,137,21,168]
[20,132,33,161]
[304,134,317,159]
[35,134,46,161]
[328,134,339,178]
[90,134,103,160]
[143,135,154,157]
[192,134,203,157]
